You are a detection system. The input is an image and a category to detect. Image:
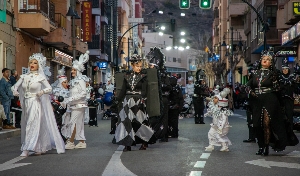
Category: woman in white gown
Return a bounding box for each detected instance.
[64,51,90,149]
[11,53,65,157]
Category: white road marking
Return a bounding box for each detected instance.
[245,159,300,169]
[194,161,206,168]
[102,145,137,176]
[189,171,202,176]
[0,155,32,172]
[284,150,300,158]
[200,153,211,159]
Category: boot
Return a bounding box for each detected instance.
[220,143,229,152]
[20,150,29,157]
[123,146,131,152]
[256,148,263,155]
[205,145,214,151]
[139,143,147,150]
[262,145,269,156]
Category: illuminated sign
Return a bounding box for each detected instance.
[293,2,300,15]
[82,1,92,42]
[276,50,297,56]
[0,0,6,23]
[97,62,107,70]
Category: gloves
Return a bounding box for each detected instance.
[13,91,19,96]
[36,90,44,97]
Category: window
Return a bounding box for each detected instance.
[168,57,172,62]
[177,58,181,63]
[266,6,277,27]
[173,57,176,62]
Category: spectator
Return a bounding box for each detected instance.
[0,68,15,129]
[10,69,18,86]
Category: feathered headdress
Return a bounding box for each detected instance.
[29,53,51,79]
[259,49,275,70]
[72,51,90,72]
[57,66,67,82]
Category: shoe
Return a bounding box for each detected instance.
[20,150,29,157]
[75,142,87,149]
[9,125,16,129]
[65,141,75,150]
[256,148,263,155]
[200,121,205,124]
[220,146,229,152]
[34,152,42,156]
[262,145,269,156]
[2,125,12,129]
[123,146,131,152]
[139,144,147,150]
[159,138,168,143]
[243,139,256,143]
[205,145,214,151]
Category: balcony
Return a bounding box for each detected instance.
[88,35,101,56]
[92,0,101,15]
[43,13,71,48]
[228,0,248,17]
[18,0,57,36]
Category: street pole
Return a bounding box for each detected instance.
[128,38,130,70]
[231,27,234,87]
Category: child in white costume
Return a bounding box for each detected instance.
[204,88,232,152]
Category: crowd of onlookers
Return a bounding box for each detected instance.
[0,68,20,130]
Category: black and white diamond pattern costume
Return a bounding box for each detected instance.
[113,71,154,146]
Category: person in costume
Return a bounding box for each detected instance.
[186,76,194,97]
[147,47,172,142]
[51,66,70,141]
[245,50,288,156]
[193,69,209,124]
[11,53,65,157]
[84,81,93,124]
[113,54,155,151]
[204,88,232,152]
[88,93,99,127]
[64,51,90,149]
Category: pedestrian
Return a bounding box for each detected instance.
[11,53,65,157]
[10,69,18,86]
[113,54,157,151]
[168,76,184,138]
[193,69,209,124]
[10,69,21,128]
[64,51,90,150]
[0,68,15,129]
[204,89,232,152]
[88,93,99,127]
[245,51,288,156]
[186,76,194,97]
[0,104,6,131]
[84,81,93,124]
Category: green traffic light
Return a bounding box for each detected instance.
[203,2,208,6]
[179,0,190,9]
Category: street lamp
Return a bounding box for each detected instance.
[180,39,186,43]
[181,31,185,36]
[160,26,166,30]
[159,32,164,36]
[159,11,163,14]
[181,13,185,16]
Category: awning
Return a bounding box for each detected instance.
[251,44,270,54]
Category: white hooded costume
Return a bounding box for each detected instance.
[64,51,90,141]
[11,53,65,156]
[105,73,114,93]
[185,76,194,96]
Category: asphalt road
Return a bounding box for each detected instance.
[0,110,299,176]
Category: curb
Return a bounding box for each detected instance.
[0,129,21,141]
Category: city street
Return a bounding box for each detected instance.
[0,110,299,176]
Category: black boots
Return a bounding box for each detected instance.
[255,145,269,156]
[123,146,131,152]
[256,148,263,155]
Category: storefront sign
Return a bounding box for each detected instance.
[276,50,297,56]
[82,1,92,42]
[293,2,300,15]
[0,0,6,23]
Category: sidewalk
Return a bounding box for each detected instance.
[0,128,21,141]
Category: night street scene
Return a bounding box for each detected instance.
[0,0,300,176]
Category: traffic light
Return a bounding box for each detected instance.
[199,0,212,9]
[170,19,176,32]
[179,0,190,9]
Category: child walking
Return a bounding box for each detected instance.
[204,88,233,152]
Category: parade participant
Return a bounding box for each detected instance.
[246,50,287,156]
[212,85,220,96]
[51,66,70,141]
[186,76,194,97]
[168,76,184,138]
[11,53,65,157]
[84,81,93,124]
[88,93,99,127]
[64,51,90,149]
[105,73,114,93]
[113,55,157,151]
[146,47,172,142]
[193,69,209,124]
[204,89,232,152]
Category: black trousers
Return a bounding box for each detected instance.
[246,110,255,139]
[88,107,98,126]
[193,97,205,123]
[168,109,179,137]
[161,97,169,139]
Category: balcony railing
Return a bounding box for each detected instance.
[19,0,55,25]
[54,13,67,29]
[92,0,100,8]
[88,35,101,49]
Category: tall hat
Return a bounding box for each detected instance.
[260,49,275,70]
[72,51,90,72]
[146,47,166,69]
[281,57,289,69]
[29,53,51,79]
[196,69,206,81]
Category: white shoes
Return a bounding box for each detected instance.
[20,150,29,157]
[205,145,214,151]
[65,141,75,150]
[220,146,229,152]
[75,142,87,149]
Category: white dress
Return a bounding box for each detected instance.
[65,75,88,140]
[12,71,65,153]
[204,101,232,146]
[185,83,194,96]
